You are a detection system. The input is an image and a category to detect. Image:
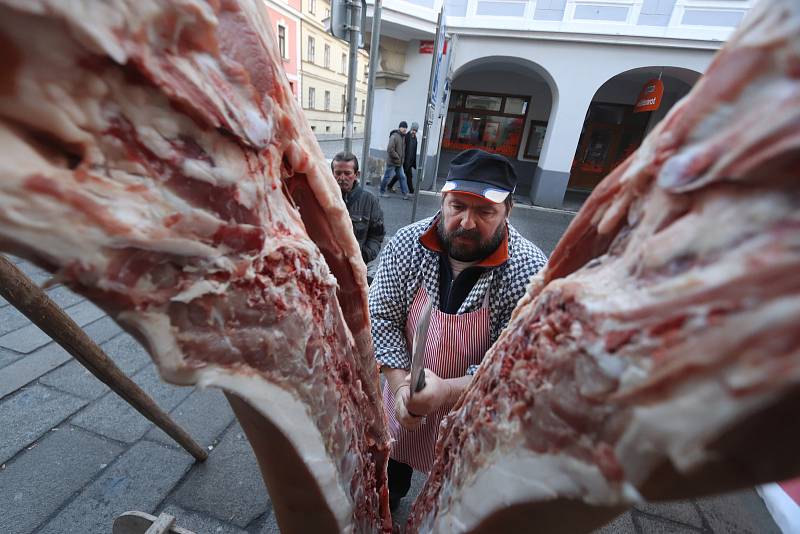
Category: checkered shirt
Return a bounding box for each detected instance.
[369,216,548,375]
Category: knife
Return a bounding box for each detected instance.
[409,298,434,399]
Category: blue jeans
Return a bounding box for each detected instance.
[380,164,408,195]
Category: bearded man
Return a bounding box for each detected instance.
[368,149,548,511]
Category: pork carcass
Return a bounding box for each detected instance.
[408,1,800,531]
[0,1,390,532]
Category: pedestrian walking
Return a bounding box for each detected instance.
[380,121,410,200]
[388,122,418,194]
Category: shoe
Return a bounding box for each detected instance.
[389,187,397,193]
[403,194,411,201]
[380,192,389,198]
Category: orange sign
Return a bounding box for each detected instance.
[634,79,664,113]
[419,40,448,54]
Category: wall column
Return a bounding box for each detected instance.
[530,84,593,208]
[367,37,410,170]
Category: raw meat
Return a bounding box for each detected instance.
[408,0,800,531]
[0,1,390,532]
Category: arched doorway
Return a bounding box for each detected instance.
[435,57,556,198]
[568,67,700,193]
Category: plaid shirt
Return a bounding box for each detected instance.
[369,215,548,375]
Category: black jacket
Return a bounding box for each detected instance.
[344,181,385,264]
[404,132,418,169]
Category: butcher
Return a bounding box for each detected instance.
[369,148,548,510]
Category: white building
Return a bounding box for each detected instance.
[364,0,755,208]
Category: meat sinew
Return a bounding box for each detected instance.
[408,1,800,532]
[0,1,390,532]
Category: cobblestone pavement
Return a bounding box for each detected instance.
[0,244,781,533]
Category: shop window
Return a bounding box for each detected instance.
[442,90,529,158]
[524,120,547,160]
[569,102,650,190]
[465,94,502,112]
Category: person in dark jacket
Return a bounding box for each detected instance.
[332,151,385,282]
[388,121,418,194]
[380,121,410,199]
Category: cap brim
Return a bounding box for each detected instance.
[441,180,510,203]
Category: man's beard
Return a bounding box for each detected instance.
[437,217,506,262]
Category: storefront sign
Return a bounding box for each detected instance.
[634,79,663,113]
[420,40,448,54]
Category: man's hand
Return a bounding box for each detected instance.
[405,369,452,417]
[394,384,423,431]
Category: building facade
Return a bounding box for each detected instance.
[364,0,756,208]
[300,0,370,136]
[262,0,303,101]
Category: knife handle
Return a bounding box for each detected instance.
[414,368,426,393]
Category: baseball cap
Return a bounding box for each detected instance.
[441,149,517,203]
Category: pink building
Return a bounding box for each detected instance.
[263,0,302,100]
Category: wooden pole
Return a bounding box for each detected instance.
[0,255,208,462]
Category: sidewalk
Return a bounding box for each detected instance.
[0,249,782,534]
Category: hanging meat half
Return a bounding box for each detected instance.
[0,1,391,532]
[408,0,800,531]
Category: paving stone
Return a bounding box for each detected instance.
[0,384,87,464]
[45,285,85,309]
[41,330,149,400]
[71,364,192,442]
[256,512,280,534]
[634,500,705,529]
[0,316,125,400]
[0,347,24,369]
[390,469,427,527]
[695,489,781,534]
[631,509,705,533]
[0,304,30,337]
[0,426,123,534]
[38,440,193,534]
[0,300,106,354]
[159,505,248,534]
[0,343,73,400]
[146,388,235,449]
[593,510,636,533]
[172,424,270,527]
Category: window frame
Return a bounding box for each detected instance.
[308,86,316,109]
[307,36,315,63]
[277,24,287,59]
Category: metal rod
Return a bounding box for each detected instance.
[361,0,382,183]
[343,0,361,153]
[411,8,445,223]
[0,255,208,462]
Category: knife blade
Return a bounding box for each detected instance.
[409,298,434,398]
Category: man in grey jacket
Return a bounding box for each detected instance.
[380,121,410,200]
[332,151,385,282]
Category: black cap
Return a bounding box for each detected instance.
[399,121,408,128]
[441,149,517,203]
